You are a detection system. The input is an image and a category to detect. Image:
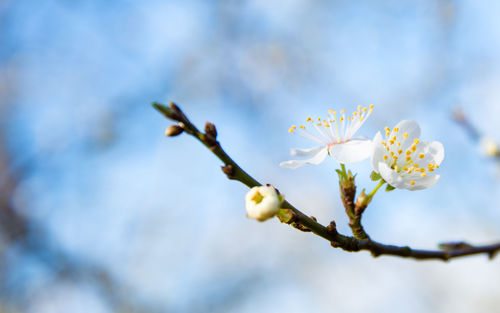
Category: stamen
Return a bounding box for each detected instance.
[410,180,416,186]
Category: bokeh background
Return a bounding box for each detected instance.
[1,0,500,312]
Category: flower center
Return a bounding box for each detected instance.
[380,126,439,178]
[251,191,264,204]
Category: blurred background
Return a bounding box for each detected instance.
[1,0,500,312]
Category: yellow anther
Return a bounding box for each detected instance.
[340,109,346,113]
[340,117,344,122]
[402,166,408,171]
[406,156,411,161]
[429,168,434,172]
[414,164,420,168]
[398,149,403,154]
[389,140,395,145]
[394,165,399,172]
[393,127,399,132]
[318,118,321,121]
[299,125,305,129]
[411,145,417,152]
[410,180,416,186]
[403,132,408,139]
[386,147,390,151]
[420,168,425,173]
[353,112,358,116]
[360,117,364,121]
[317,123,322,126]
[328,109,333,114]
[392,136,397,141]
[397,142,401,147]
[390,151,395,157]
[386,132,390,137]
[393,156,398,161]
[288,126,296,133]
[381,141,386,146]
[413,139,419,144]
[357,105,361,111]
[406,150,412,155]
[383,155,388,160]
[408,167,414,173]
[324,122,330,127]
[421,173,427,177]
[362,107,367,112]
[384,127,390,132]
[306,117,312,122]
[419,153,425,159]
[369,104,374,109]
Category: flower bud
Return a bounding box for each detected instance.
[479,137,500,157]
[165,125,184,137]
[245,186,281,222]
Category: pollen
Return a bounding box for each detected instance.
[406,151,412,156]
[403,132,408,139]
[328,109,333,114]
[385,126,390,133]
[393,127,399,132]
[383,155,388,160]
[306,117,312,122]
[340,109,346,114]
[397,149,403,154]
[406,156,411,161]
[357,105,362,111]
[421,173,427,177]
[369,104,374,109]
[288,126,296,133]
[419,153,425,159]
[299,125,305,129]
[413,139,419,144]
[410,180,416,186]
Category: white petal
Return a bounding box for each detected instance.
[378,162,406,189]
[279,147,328,169]
[371,132,385,172]
[404,175,440,191]
[388,120,421,152]
[290,146,325,157]
[394,120,421,143]
[329,139,373,164]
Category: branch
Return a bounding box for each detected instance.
[154,102,500,261]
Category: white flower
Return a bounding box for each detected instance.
[371,120,444,191]
[479,137,500,157]
[280,105,374,169]
[245,186,281,222]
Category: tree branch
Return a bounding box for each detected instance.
[154,102,500,262]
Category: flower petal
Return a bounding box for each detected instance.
[329,139,373,164]
[371,132,384,172]
[393,120,421,151]
[279,147,328,169]
[404,175,440,191]
[290,146,325,157]
[378,162,406,189]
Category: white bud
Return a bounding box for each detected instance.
[245,186,281,222]
[479,137,500,157]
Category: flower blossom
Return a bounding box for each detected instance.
[371,120,444,191]
[245,186,282,222]
[280,105,374,169]
[479,137,500,157]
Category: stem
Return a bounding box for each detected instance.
[368,180,385,198]
[154,102,500,262]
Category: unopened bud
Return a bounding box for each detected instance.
[245,186,282,222]
[165,125,184,137]
[205,122,217,139]
[479,136,500,157]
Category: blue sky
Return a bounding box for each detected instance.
[2,0,500,312]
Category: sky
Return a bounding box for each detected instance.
[1,0,500,312]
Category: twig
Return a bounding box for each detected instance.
[154,102,500,261]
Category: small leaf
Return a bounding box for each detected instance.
[370,171,382,181]
[385,184,396,192]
